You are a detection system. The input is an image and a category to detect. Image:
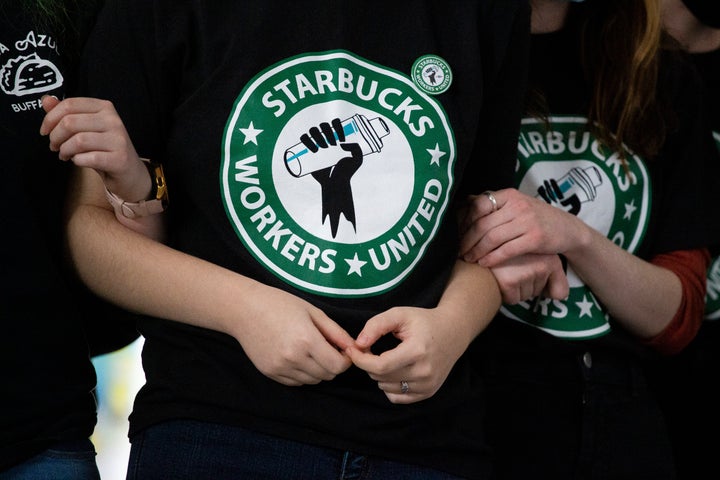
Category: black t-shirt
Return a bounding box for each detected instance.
[477,29,720,360]
[0,1,97,469]
[78,1,531,477]
[0,0,139,469]
[692,48,720,135]
[691,48,720,319]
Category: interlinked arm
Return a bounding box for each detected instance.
[65,165,354,386]
[40,96,165,240]
[460,188,692,340]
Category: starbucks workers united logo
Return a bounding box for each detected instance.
[502,116,652,339]
[221,51,455,297]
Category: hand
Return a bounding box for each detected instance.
[235,287,354,386]
[302,117,364,181]
[306,118,364,237]
[39,96,151,203]
[489,253,569,304]
[459,188,587,268]
[347,306,468,404]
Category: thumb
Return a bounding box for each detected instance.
[312,314,355,352]
[355,309,404,350]
[41,95,60,113]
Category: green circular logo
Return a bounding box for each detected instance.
[220,50,455,297]
[411,55,452,95]
[502,116,651,339]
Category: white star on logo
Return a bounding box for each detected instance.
[427,143,446,166]
[345,253,367,277]
[576,295,594,318]
[623,199,637,220]
[239,122,263,145]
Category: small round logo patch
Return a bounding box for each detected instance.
[411,55,452,95]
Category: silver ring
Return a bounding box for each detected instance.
[400,380,409,394]
[482,190,498,212]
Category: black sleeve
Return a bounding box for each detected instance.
[78,287,141,357]
[71,0,162,355]
[61,0,143,356]
[456,0,531,199]
[644,52,720,256]
[76,0,166,160]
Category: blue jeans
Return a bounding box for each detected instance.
[127,420,467,480]
[0,439,100,480]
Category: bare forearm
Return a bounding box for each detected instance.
[64,167,276,337]
[69,203,268,332]
[565,226,682,338]
[436,260,502,342]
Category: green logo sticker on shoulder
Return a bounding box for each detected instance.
[220,50,455,297]
[411,55,452,95]
[502,116,652,339]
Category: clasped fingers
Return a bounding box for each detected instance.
[254,332,352,386]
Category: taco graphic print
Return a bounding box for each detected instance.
[221,51,455,297]
[1,29,64,116]
[502,115,651,339]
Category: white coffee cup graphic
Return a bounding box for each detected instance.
[284,114,390,177]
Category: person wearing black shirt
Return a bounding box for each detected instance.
[62,1,532,478]
[460,0,719,478]
[649,1,720,478]
[0,0,141,477]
